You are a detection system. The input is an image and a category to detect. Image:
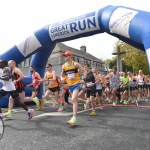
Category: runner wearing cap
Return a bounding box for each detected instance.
[61,51,85,125]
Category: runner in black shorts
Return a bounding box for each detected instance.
[83,64,99,116]
[0,60,34,120]
[5,60,39,118]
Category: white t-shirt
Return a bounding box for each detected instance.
[1,67,16,91]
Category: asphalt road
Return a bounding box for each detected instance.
[0,102,150,150]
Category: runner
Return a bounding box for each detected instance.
[105,66,120,106]
[120,72,130,104]
[43,63,63,112]
[4,60,39,118]
[137,70,145,100]
[0,60,34,120]
[26,66,45,111]
[92,67,103,110]
[83,64,99,116]
[61,51,85,125]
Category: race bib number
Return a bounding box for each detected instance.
[86,82,93,87]
[33,79,37,84]
[49,80,54,85]
[68,73,75,80]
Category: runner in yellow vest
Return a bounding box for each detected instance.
[61,51,84,125]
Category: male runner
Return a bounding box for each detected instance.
[83,64,99,116]
[4,60,39,117]
[61,51,84,125]
[0,60,34,119]
[92,67,103,110]
[43,63,63,112]
[26,66,45,111]
[105,66,120,106]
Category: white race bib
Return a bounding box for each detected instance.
[86,82,93,87]
[68,73,75,80]
[49,80,54,85]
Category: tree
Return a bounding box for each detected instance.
[113,41,149,74]
[104,57,132,72]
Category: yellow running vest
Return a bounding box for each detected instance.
[46,72,59,88]
[63,61,80,86]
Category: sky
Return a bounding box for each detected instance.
[0,0,149,60]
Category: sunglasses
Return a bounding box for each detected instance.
[64,55,70,57]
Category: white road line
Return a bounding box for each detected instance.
[33,107,100,119]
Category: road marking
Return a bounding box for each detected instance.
[33,108,94,119]
[6,103,150,119]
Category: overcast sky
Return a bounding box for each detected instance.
[0,0,149,60]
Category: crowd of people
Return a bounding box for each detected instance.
[0,50,149,126]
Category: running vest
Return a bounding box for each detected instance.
[129,76,137,87]
[1,67,16,91]
[12,71,24,90]
[46,72,59,88]
[63,61,80,86]
[110,73,119,88]
[32,72,40,87]
[84,71,96,90]
[137,75,145,85]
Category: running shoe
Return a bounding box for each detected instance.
[99,105,103,110]
[36,106,43,111]
[123,100,129,105]
[51,98,57,103]
[53,103,57,108]
[120,100,123,103]
[41,99,45,108]
[112,101,116,106]
[28,109,34,120]
[32,97,39,107]
[4,110,13,118]
[57,107,63,112]
[90,110,96,116]
[67,117,77,125]
[108,100,112,103]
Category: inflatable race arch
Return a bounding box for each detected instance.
[0,5,150,107]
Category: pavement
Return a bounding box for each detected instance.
[0,101,150,150]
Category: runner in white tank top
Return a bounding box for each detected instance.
[0,60,34,120]
[1,67,16,91]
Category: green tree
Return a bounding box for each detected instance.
[113,41,149,74]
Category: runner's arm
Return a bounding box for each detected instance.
[61,65,65,78]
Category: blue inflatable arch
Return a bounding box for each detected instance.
[0,5,150,106]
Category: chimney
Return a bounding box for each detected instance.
[80,46,86,53]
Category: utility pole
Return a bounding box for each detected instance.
[112,45,126,72]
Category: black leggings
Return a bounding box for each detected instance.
[65,90,69,103]
[0,89,28,113]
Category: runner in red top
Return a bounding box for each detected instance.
[26,66,45,111]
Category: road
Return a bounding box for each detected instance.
[0,102,150,150]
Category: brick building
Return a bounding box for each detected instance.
[19,43,105,75]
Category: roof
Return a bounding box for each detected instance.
[53,43,103,63]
